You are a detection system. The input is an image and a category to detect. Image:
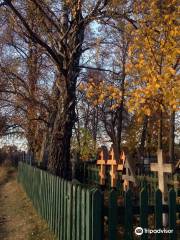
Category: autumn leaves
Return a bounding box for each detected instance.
[127,0,179,115]
[80,0,179,118]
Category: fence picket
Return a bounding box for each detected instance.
[56,178,61,239]
[140,188,148,240]
[60,180,65,240]
[41,171,45,219]
[168,189,176,240]
[108,189,118,240]
[155,189,163,240]
[55,178,60,238]
[52,176,56,233]
[124,189,133,240]
[67,182,73,240]
[81,188,86,240]
[63,181,68,240]
[72,184,77,240]
[44,172,48,222]
[86,189,92,240]
[92,189,103,240]
[47,173,51,225]
[76,186,82,240]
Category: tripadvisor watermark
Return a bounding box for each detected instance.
[135,227,173,236]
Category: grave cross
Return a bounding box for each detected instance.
[97,146,108,185]
[150,149,173,202]
[122,153,137,191]
[107,147,118,188]
[117,151,125,171]
[150,149,174,227]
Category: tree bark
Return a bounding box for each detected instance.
[114,71,126,159]
[46,3,85,178]
[48,78,76,178]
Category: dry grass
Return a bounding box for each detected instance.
[0,164,56,240]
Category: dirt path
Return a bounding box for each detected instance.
[0,165,55,240]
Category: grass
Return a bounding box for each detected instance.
[0,163,56,240]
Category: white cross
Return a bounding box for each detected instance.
[150,149,173,202]
[122,155,137,190]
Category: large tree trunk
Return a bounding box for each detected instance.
[47,76,76,178]
[40,83,59,168]
[115,79,125,159]
[26,43,39,158]
[47,3,85,178]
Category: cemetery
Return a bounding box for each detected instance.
[17,143,180,240]
[0,1,179,240]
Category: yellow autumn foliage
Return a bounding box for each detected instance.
[126,0,179,115]
[78,78,122,110]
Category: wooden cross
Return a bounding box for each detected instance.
[151,149,174,227]
[150,149,173,203]
[97,146,108,185]
[122,154,137,191]
[107,147,118,188]
[117,151,125,171]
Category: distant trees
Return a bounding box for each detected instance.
[0,4,50,160]
[0,145,19,165]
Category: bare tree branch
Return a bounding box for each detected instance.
[78,65,121,75]
[0,1,6,7]
[6,1,63,68]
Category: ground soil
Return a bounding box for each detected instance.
[0,163,56,240]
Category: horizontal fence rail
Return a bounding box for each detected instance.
[18,162,179,240]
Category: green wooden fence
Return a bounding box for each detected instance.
[18,162,179,240]
[18,162,103,240]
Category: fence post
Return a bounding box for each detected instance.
[56,178,61,239]
[52,176,57,233]
[140,188,148,240]
[72,184,78,240]
[86,187,93,240]
[76,185,82,240]
[49,174,53,231]
[63,180,68,240]
[92,189,104,240]
[67,182,73,240]
[168,189,176,240]
[47,173,51,226]
[124,189,133,240]
[155,189,163,240]
[41,170,45,219]
[108,189,118,240]
[44,172,48,222]
[60,179,65,240]
[81,188,86,240]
